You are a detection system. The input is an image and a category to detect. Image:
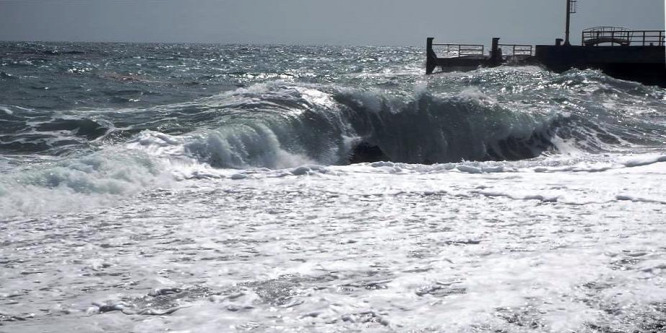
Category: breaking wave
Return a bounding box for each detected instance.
[177,86,561,168]
[2,67,666,217]
[137,78,664,169]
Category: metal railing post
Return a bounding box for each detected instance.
[565,0,572,45]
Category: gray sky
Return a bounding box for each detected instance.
[0,0,663,46]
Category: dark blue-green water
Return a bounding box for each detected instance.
[2,42,665,163]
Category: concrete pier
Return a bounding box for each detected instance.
[534,45,666,86]
[426,34,666,86]
[426,0,665,86]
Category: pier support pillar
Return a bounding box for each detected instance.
[426,37,437,74]
[490,37,502,66]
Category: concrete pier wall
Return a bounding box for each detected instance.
[534,45,666,86]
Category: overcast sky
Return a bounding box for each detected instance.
[0,0,663,46]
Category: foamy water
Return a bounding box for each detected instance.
[1,42,665,332]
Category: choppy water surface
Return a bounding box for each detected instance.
[1,42,665,332]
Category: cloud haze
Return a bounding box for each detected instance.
[0,0,663,45]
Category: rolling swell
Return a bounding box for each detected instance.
[0,111,112,155]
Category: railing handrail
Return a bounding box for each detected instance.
[498,43,534,56]
[431,43,485,57]
[581,28,665,46]
[583,26,629,33]
[498,44,533,47]
[431,43,484,47]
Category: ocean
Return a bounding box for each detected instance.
[1,42,665,332]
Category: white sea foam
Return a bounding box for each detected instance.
[0,149,173,217]
[621,154,666,167]
[3,151,665,332]
[0,105,13,115]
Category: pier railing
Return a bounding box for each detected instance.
[498,44,533,56]
[431,43,484,57]
[582,27,665,46]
